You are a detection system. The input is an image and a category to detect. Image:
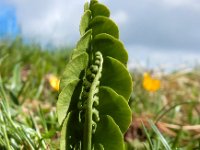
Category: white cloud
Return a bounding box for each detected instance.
[4,0,129,47]
[127,45,200,72]
[162,0,200,11]
[111,11,128,26]
[6,0,88,46]
[2,0,200,52]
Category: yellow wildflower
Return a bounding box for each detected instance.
[48,75,60,91]
[143,72,161,92]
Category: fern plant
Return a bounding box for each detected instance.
[57,0,133,149]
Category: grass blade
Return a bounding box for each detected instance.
[148,120,171,150]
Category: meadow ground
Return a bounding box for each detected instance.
[0,39,200,149]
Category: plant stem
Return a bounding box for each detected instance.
[83,83,94,150]
[2,126,11,150]
[83,52,103,150]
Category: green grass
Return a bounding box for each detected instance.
[126,69,200,149]
[0,38,71,102]
[0,39,200,149]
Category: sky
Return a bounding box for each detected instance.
[0,4,19,37]
[0,0,200,71]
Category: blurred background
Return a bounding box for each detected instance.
[1,0,200,71]
[0,0,200,149]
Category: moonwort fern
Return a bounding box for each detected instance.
[57,0,133,149]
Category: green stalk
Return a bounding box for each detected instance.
[83,89,93,150]
[2,125,11,150]
[83,52,103,150]
[0,76,11,117]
